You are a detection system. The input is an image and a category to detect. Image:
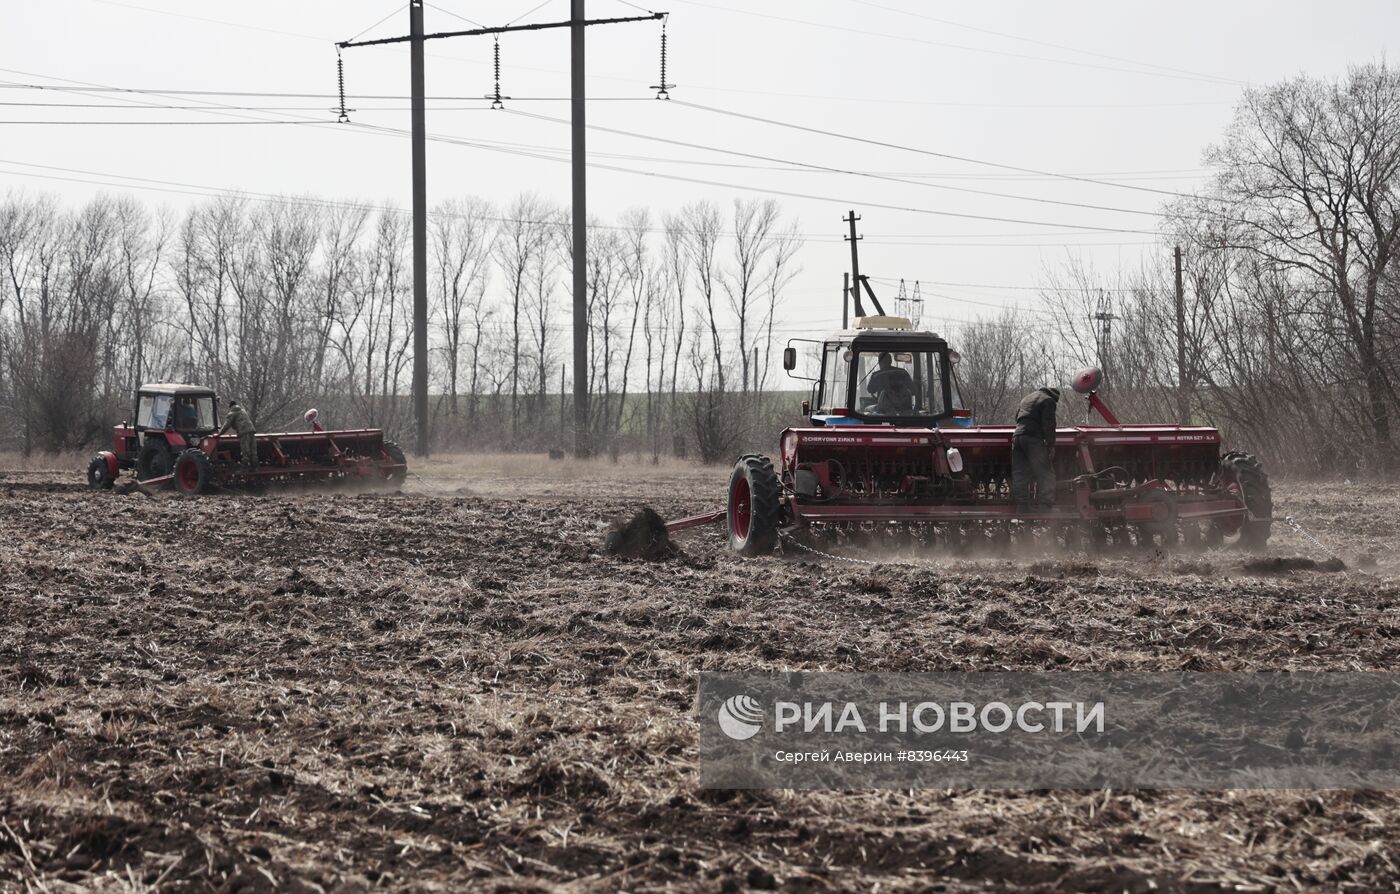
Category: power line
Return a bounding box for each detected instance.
[847,0,1244,86]
[77,0,1244,110]
[0,68,1172,239]
[0,80,1233,111]
[669,0,1244,86]
[423,3,487,29]
[869,276,1151,293]
[0,102,1208,187]
[670,101,1196,200]
[506,108,1177,219]
[0,156,1149,248]
[84,0,329,41]
[390,120,1163,234]
[0,160,1162,254]
[0,119,342,125]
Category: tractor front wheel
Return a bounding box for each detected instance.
[137,441,173,481]
[728,454,781,557]
[86,454,115,490]
[174,449,215,496]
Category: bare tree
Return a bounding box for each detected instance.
[526,208,566,427]
[719,198,779,393]
[1197,63,1400,458]
[433,198,493,417]
[660,212,689,454]
[494,194,552,437]
[681,201,724,392]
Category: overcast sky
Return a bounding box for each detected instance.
[2,0,1396,339]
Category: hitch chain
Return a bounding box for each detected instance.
[778,531,925,568]
[1282,515,1344,562]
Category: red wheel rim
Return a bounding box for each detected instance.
[729,476,752,541]
[177,458,200,492]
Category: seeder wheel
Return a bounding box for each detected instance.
[1219,452,1272,551]
[380,441,408,490]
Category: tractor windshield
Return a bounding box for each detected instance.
[139,394,172,429]
[854,348,950,419]
[137,393,215,430]
[172,395,216,431]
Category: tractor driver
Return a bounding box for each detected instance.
[174,398,199,431]
[218,400,258,472]
[867,351,915,415]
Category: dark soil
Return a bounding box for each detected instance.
[1,468,1398,891]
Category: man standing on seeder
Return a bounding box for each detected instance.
[1011,386,1060,515]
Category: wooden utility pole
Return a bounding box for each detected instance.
[336,3,665,460]
[1093,290,1116,398]
[409,1,428,457]
[1174,245,1188,425]
[571,0,590,458]
[842,272,849,329]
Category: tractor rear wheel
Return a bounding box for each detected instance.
[137,441,173,481]
[174,449,215,496]
[728,454,781,557]
[86,454,115,490]
[1220,451,1272,551]
[380,441,408,489]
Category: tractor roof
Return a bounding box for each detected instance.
[139,383,217,395]
[827,329,947,347]
[824,314,946,346]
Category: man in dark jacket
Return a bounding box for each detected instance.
[218,400,258,471]
[1011,386,1060,513]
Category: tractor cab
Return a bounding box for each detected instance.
[785,316,970,427]
[106,384,221,480]
[133,384,219,438]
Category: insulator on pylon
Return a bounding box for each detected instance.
[334,49,354,123]
[484,37,509,109]
[650,18,675,100]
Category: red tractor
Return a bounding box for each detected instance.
[86,383,407,495]
[661,216,1272,557]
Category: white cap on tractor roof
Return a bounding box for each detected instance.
[854,315,914,330]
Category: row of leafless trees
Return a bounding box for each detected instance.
[954,63,1400,477]
[0,191,801,456]
[4,65,1394,474]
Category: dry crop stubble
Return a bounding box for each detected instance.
[1,459,1398,890]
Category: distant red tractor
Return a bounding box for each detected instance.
[86,383,407,495]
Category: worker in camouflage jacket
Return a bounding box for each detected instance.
[218,400,258,471]
[1011,386,1060,513]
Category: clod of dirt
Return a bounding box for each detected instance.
[1241,555,1346,574]
[604,507,677,561]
